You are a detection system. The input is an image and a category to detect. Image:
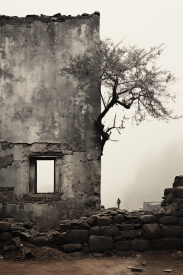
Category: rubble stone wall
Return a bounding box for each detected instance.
[0,13,101,229]
[1,176,183,255]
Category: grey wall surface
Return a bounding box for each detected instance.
[0,14,101,229]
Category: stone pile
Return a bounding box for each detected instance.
[1,176,183,256]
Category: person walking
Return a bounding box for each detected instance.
[117,198,121,209]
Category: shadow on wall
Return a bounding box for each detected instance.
[123,138,183,211]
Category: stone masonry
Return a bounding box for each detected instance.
[0,13,101,229]
[1,176,183,256]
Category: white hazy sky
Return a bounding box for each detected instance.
[2,0,183,210]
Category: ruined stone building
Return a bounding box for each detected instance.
[0,13,101,229]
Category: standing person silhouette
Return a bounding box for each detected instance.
[117,198,121,209]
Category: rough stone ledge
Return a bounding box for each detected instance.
[0,12,100,27]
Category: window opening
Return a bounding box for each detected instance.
[36,160,54,193]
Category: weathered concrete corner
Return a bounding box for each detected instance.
[0,13,101,229]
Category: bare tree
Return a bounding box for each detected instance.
[61,39,180,155]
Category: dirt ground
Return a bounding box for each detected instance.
[1,247,183,275]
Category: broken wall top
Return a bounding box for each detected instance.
[0,12,100,153]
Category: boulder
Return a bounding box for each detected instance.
[158,216,178,225]
[140,215,157,224]
[101,225,119,236]
[30,236,47,246]
[120,223,134,231]
[97,216,113,226]
[113,214,125,223]
[0,222,10,232]
[67,229,88,244]
[63,243,82,253]
[130,239,149,252]
[89,235,113,252]
[90,226,101,235]
[114,240,131,251]
[142,223,161,239]
[120,230,135,239]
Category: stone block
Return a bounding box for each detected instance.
[135,230,142,238]
[130,239,149,252]
[114,240,131,251]
[19,232,31,241]
[24,222,33,229]
[149,239,163,250]
[179,218,183,226]
[113,235,122,241]
[30,228,39,237]
[63,243,82,253]
[161,226,183,238]
[178,200,183,209]
[173,176,183,187]
[164,188,173,195]
[67,229,88,244]
[49,232,66,245]
[90,226,101,235]
[97,216,113,226]
[140,215,157,224]
[157,208,166,215]
[30,236,47,246]
[120,230,135,239]
[12,236,21,248]
[82,246,89,254]
[0,232,13,242]
[113,214,125,223]
[162,237,183,250]
[165,207,177,216]
[173,187,183,198]
[142,223,161,239]
[87,216,97,226]
[179,209,183,217]
[0,221,10,232]
[80,222,90,230]
[89,235,113,252]
[60,220,71,232]
[101,225,119,236]
[158,216,178,225]
[120,223,134,231]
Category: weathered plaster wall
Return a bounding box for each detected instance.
[0,13,101,228]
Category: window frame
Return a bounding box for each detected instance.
[29,156,56,194]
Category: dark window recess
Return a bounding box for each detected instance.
[29,157,55,193]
